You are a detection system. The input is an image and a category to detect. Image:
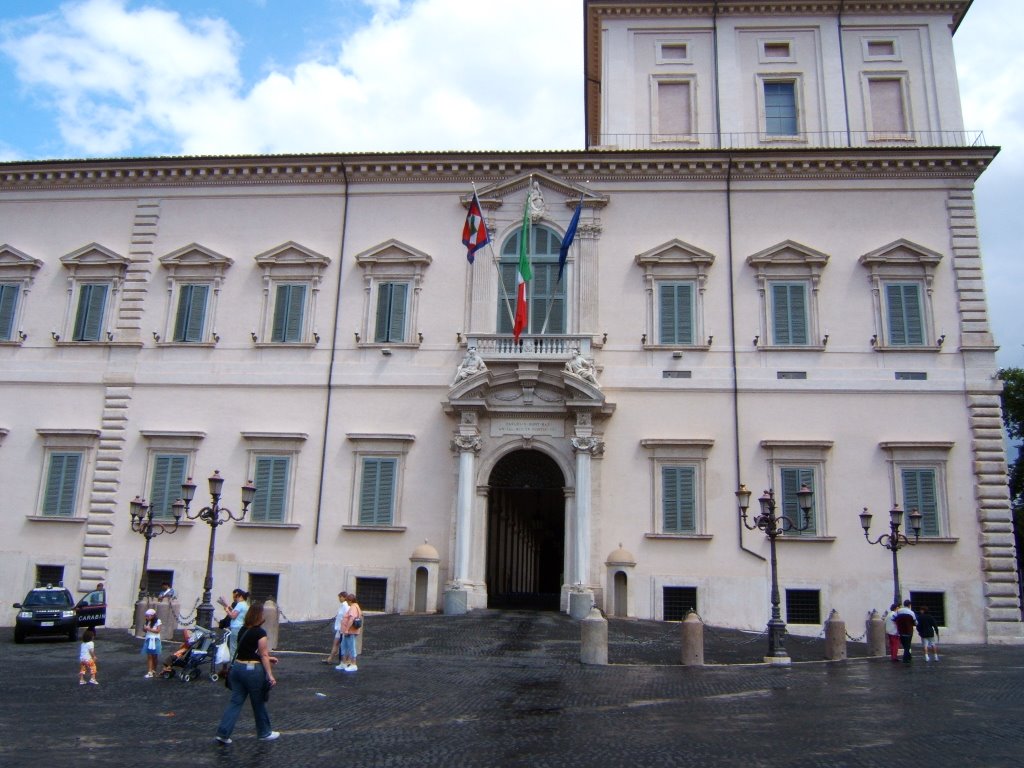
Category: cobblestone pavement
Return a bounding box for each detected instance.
[3,610,1023,767]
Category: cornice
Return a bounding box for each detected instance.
[0,147,996,192]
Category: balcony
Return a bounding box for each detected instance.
[587,130,988,152]
[467,335,592,362]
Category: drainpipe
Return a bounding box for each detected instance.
[725,155,765,563]
[313,159,351,545]
[837,0,852,146]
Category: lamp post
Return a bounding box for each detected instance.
[736,484,813,664]
[180,471,256,631]
[128,496,183,602]
[859,505,922,606]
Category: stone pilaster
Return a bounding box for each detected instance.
[116,198,161,343]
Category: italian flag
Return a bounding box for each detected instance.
[513,197,532,340]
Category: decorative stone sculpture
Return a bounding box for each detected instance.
[565,348,599,385]
[453,346,487,383]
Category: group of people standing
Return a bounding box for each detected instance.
[325,591,363,672]
[884,599,941,663]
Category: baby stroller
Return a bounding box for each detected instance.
[161,626,225,682]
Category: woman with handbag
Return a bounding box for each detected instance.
[214,602,279,744]
[336,594,362,673]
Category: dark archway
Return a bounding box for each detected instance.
[486,450,565,611]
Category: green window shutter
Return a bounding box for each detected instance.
[781,467,816,535]
[252,456,289,523]
[659,283,694,345]
[381,282,408,342]
[359,457,396,526]
[662,465,696,533]
[173,285,209,342]
[42,452,82,517]
[772,283,808,345]
[73,284,108,341]
[272,285,305,343]
[149,454,188,518]
[0,283,18,341]
[901,468,939,536]
[886,283,924,345]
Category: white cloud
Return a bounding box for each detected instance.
[0,0,583,156]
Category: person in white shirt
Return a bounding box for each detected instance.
[78,628,98,685]
[324,591,349,665]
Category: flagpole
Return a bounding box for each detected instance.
[469,183,516,331]
[540,192,584,335]
[526,175,533,336]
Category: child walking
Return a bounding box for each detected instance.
[79,628,98,685]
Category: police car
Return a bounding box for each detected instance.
[13,585,106,643]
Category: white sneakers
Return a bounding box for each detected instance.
[335,663,358,672]
[258,731,281,741]
[215,736,232,745]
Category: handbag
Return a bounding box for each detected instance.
[223,630,245,690]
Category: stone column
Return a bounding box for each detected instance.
[569,434,604,619]
[445,433,481,615]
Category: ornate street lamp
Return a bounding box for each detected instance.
[736,483,814,664]
[859,504,922,606]
[129,495,183,602]
[180,471,256,631]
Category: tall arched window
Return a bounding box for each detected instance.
[497,225,567,334]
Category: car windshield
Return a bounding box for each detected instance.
[23,591,72,607]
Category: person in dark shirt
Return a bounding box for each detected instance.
[214,602,279,744]
[916,605,941,661]
[894,599,917,663]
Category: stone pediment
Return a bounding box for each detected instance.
[746,240,829,268]
[445,363,614,418]
[354,239,432,267]
[0,244,43,278]
[635,239,715,269]
[467,171,608,212]
[858,239,943,269]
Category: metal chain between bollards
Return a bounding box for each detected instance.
[688,610,769,646]
[174,598,201,625]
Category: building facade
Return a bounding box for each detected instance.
[1,0,1020,644]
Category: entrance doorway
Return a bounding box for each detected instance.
[486,450,565,611]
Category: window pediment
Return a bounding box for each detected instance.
[471,171,608,213]
[60,243,129,277]
[355,240,432,271]
[254,241,330,280]
[159,243,233,278]
[859,239,943,276]
[635,239,715,272]
[747,240,829,278]
[0,244,43,278]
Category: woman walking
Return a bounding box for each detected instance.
[214,602,279,744]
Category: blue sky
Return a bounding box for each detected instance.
[0,0,1021,368]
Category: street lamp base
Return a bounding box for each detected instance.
[764,654,792,666]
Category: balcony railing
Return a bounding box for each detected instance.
[587,130,988,151]
[468,334,592,362]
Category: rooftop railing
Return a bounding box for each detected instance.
[587,130,988,151]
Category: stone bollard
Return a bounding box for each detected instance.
[824,609,847,661]
[262,599,280,649]
[680,611,704,666]
[154,601,175,640]
[866,609,886,657]
[580,606,608,665]
[133,600,152,638]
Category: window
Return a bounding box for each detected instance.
[763,42,791,59]
[35,429,99,520]
[59,243,128,344]
[662,465,697,533]
[746,241,828,349]
[355,240,430,348]
[657,42,689,63]
[653,79,695,140]
[761,440,832,537]
[785,589,821,624]
[149,454,189,519]
[636,240,714,350]
[249,573,280,604]
[36,564,65,588]
[254,241,330,346]
[663,586,697,622]
[251,455,291,523]
[346,433,413,530]
[901,467,941,537]
[867,77,908,135]
[374,282,409,342]
[355,576,388,611]
[173,284,209,342]
[764,81,797,136]
[270,284,307,343]
[770,282,809,345]
[880,441,952,538]
[859,240,942,350]
[159,244,232,345]
[642,438,713,537]
[863,38,900,61]
[498,226,566,334]
[145,569,174,597]
[0,245,42,344]
[909,591,946,626]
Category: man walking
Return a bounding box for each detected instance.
[917,605,940,661]
[894,599,917,663]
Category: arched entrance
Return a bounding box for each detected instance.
[486,450,565,611]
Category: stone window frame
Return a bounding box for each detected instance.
[58,243,129,345]
[861,36,902,62]
[236,432,307,528]
[344,433,414,532]
[651,74,699,143]
[0,244,42,346]
[861,71,914,140]
[879,441,955,541]
[635,239,715,351]
[30,429,100,522]
[355,240,431,349]
[139,431,205,522]
[641,438,714,539]
[655,40,692,65]
[760,440,834,539]
[756,73,805,140]
[858,239,943,352]
[157,243,233,346]
[758,38,796,64]
[746,240,829,350]
[253,241,330,347]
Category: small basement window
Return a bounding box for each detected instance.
[663,586,698,621]
[785,589,821,624]
[356,577,388,612]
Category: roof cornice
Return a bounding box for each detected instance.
[0,147,997,191]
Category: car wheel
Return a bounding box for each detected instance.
[14,628,25,644]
